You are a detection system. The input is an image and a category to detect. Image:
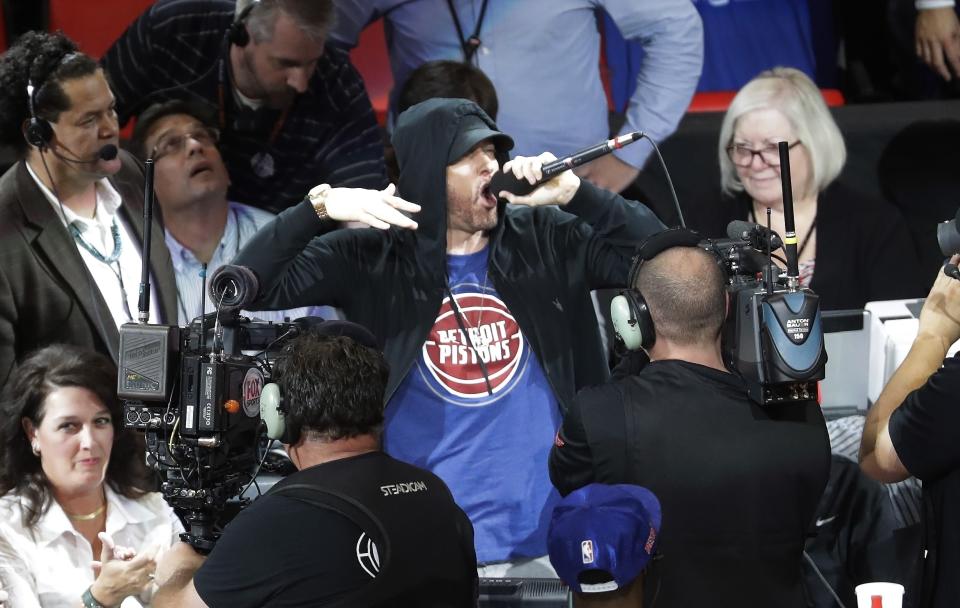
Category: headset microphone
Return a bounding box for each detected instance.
[98,144,119,160]
[49,143,120,164]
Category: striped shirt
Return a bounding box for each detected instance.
[165,202,333,324]
[102,0,387,213]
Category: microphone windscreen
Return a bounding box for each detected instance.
[208,264,260,310]
[489,171,537,198]
[99,144,119,161]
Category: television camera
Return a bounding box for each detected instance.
[115,159,299,552]
[117,309,303,552]
[614,140,827,405]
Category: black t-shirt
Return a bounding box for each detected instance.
[889,354,960,608]
[195,495,371,607]
[194,451,477,607]
[550,359,831,608]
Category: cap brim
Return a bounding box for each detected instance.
[449,125,514,163]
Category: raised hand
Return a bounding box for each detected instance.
[499,153,580,208]
[310,183,420,230]
[89,532,158,606]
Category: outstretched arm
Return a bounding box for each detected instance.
[860,255,960,482]
[232,184,419,311]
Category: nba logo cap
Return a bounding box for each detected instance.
[547,483,661,593]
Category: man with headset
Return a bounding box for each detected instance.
[102,0,387,212]
[860,255,960,608]
[549,230,830,607]
[152,322,478,607]
[0,31,177,389]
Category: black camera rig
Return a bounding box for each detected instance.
[117,312,299,551]
[114,158,298,551]
[702,141,827,404]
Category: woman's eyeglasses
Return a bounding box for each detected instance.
[726,140,801,168]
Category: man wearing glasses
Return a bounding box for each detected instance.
[131,100,326,324]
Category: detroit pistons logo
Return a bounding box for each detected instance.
[420,290,527,405]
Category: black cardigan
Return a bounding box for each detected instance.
[701,182,928,310]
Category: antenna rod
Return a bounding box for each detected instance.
[766,207,774,294]
[199,263,208,353]
[137,159,156,323]
[777,141,800,288]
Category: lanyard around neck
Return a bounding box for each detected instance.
[445,0,490,64]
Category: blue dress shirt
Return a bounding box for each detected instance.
[331,0,703,170]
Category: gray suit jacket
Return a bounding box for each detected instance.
[0,150,178,387]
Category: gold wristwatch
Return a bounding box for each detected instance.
[308,184,332,220]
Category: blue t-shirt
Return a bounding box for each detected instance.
[385,247,561,563]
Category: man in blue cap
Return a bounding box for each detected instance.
[548,483,660,607]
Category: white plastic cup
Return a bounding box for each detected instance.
[855,582,905,608]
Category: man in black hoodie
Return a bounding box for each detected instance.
[231,98,664,572]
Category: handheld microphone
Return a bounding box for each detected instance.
[943,261,960,280]
[489,131,645,197]
[50,143,119,164]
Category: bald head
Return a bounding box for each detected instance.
[635,247,727,346]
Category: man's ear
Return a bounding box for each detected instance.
[724,290,730,320]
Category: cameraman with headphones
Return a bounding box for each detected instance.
[860,254,960,608]
[153,322,478,607]
[549,231,830,607]
[0,31,177,389]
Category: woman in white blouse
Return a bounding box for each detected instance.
[0,345,183,608]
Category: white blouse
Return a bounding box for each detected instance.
[0,486,183,608]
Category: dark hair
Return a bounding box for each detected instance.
[246,0,335,44]
[0,344,152,528]
[130,98,219,160]
[0,31,99,154]
[635,247,727,346]
[397,60,499,120]
[274,333,389,443]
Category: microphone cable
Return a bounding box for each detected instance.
[635,133,685,229]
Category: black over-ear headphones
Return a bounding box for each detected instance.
[24,52,85,150]
[259,320,381,445]
[227,0,262,48]
[25,77,54,149]
[610,228,702,352]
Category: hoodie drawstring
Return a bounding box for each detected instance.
[444,283,495,397]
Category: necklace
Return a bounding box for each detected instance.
[69,218,122,264]
[65,503,106,521]
[463,270,490,330]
